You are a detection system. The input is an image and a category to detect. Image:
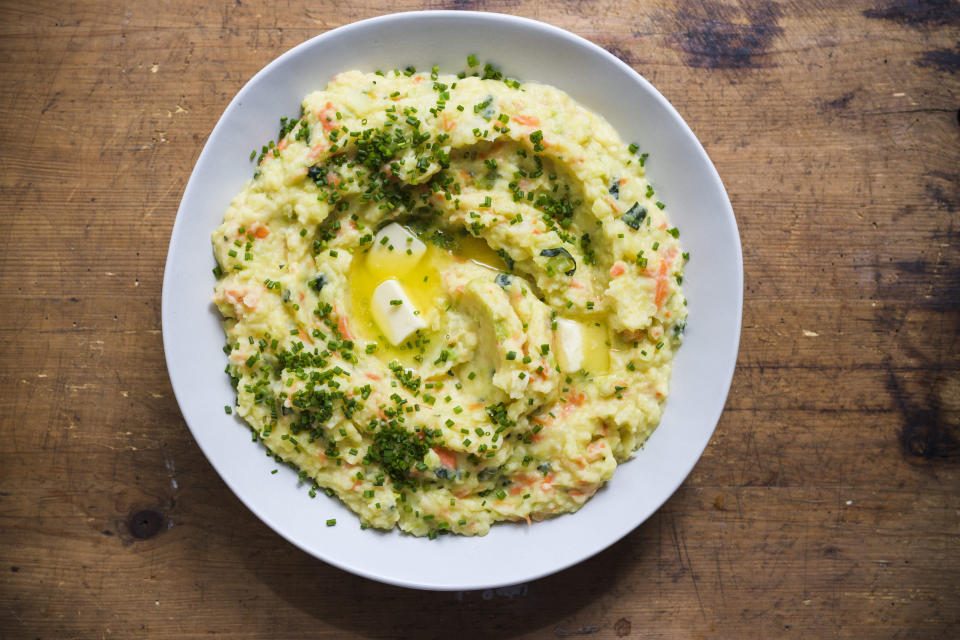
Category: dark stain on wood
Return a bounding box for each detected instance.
[673,0,784,68]
[601,43,638,68]
[818,91,857,113]
[827,92,856,110]
[926,172,959,212]
[863,0,960,27]
[128,509,165,539]
[891,258,960,310]
[886,370,959,460]
[439,0,519,9]
[917,45,960,72]
[554,625,601,637]
[10,566,19,572]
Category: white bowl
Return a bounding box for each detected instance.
[162,10,742,591]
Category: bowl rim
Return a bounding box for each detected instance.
[162,9,743,591]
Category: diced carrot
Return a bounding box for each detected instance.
[413,76,423,84]
[586,440,606,461]
[512,114,539,126]
[609,262,626,278]
[568,280,586,290]
[317,101,337,132]
[337,311,354,341]
[566,390,586,407]
[276,138,288,151]
[307,140,327,161]
[467,402,484,411]
[442,112,457,131]
[297,328,313,344]
[351,479,362,491]
[540,473,555,492]
[365,372,381,381]
[433,447,457,470]
[253,225,269,239]
[653,249,678,309]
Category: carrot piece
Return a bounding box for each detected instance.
[653,249,678,309]
[253,225,269,238]
[317,101,337,132]
[336,311,354,341]
[433,447,457,470]
[307,140,327,161]
[609,262,626,278]
[364,372,381,381]
[540,473,555,492]
[512,114,540,126]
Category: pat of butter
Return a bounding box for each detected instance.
[371,278,426,345]
[555,318,584,373]
[367,223,426,277]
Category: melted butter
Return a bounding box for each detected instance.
[349,244,445,363]
[348,228,506,364]
[569,316,611,375]
[455,234,507,271]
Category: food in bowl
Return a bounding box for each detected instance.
[210,60,687,537]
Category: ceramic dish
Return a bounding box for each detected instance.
[162,10,742,590]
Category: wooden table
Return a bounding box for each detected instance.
[2,1,957,637]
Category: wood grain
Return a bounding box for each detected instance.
[1,0,958,637]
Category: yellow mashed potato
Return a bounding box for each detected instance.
[212,62,687,537]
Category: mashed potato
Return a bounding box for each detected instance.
[211,62,687,537]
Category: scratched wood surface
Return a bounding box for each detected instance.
[1,0,958,637]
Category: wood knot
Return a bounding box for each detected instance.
[128,509,165,539]
[907,434,928,456]
[614,618,632,637]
